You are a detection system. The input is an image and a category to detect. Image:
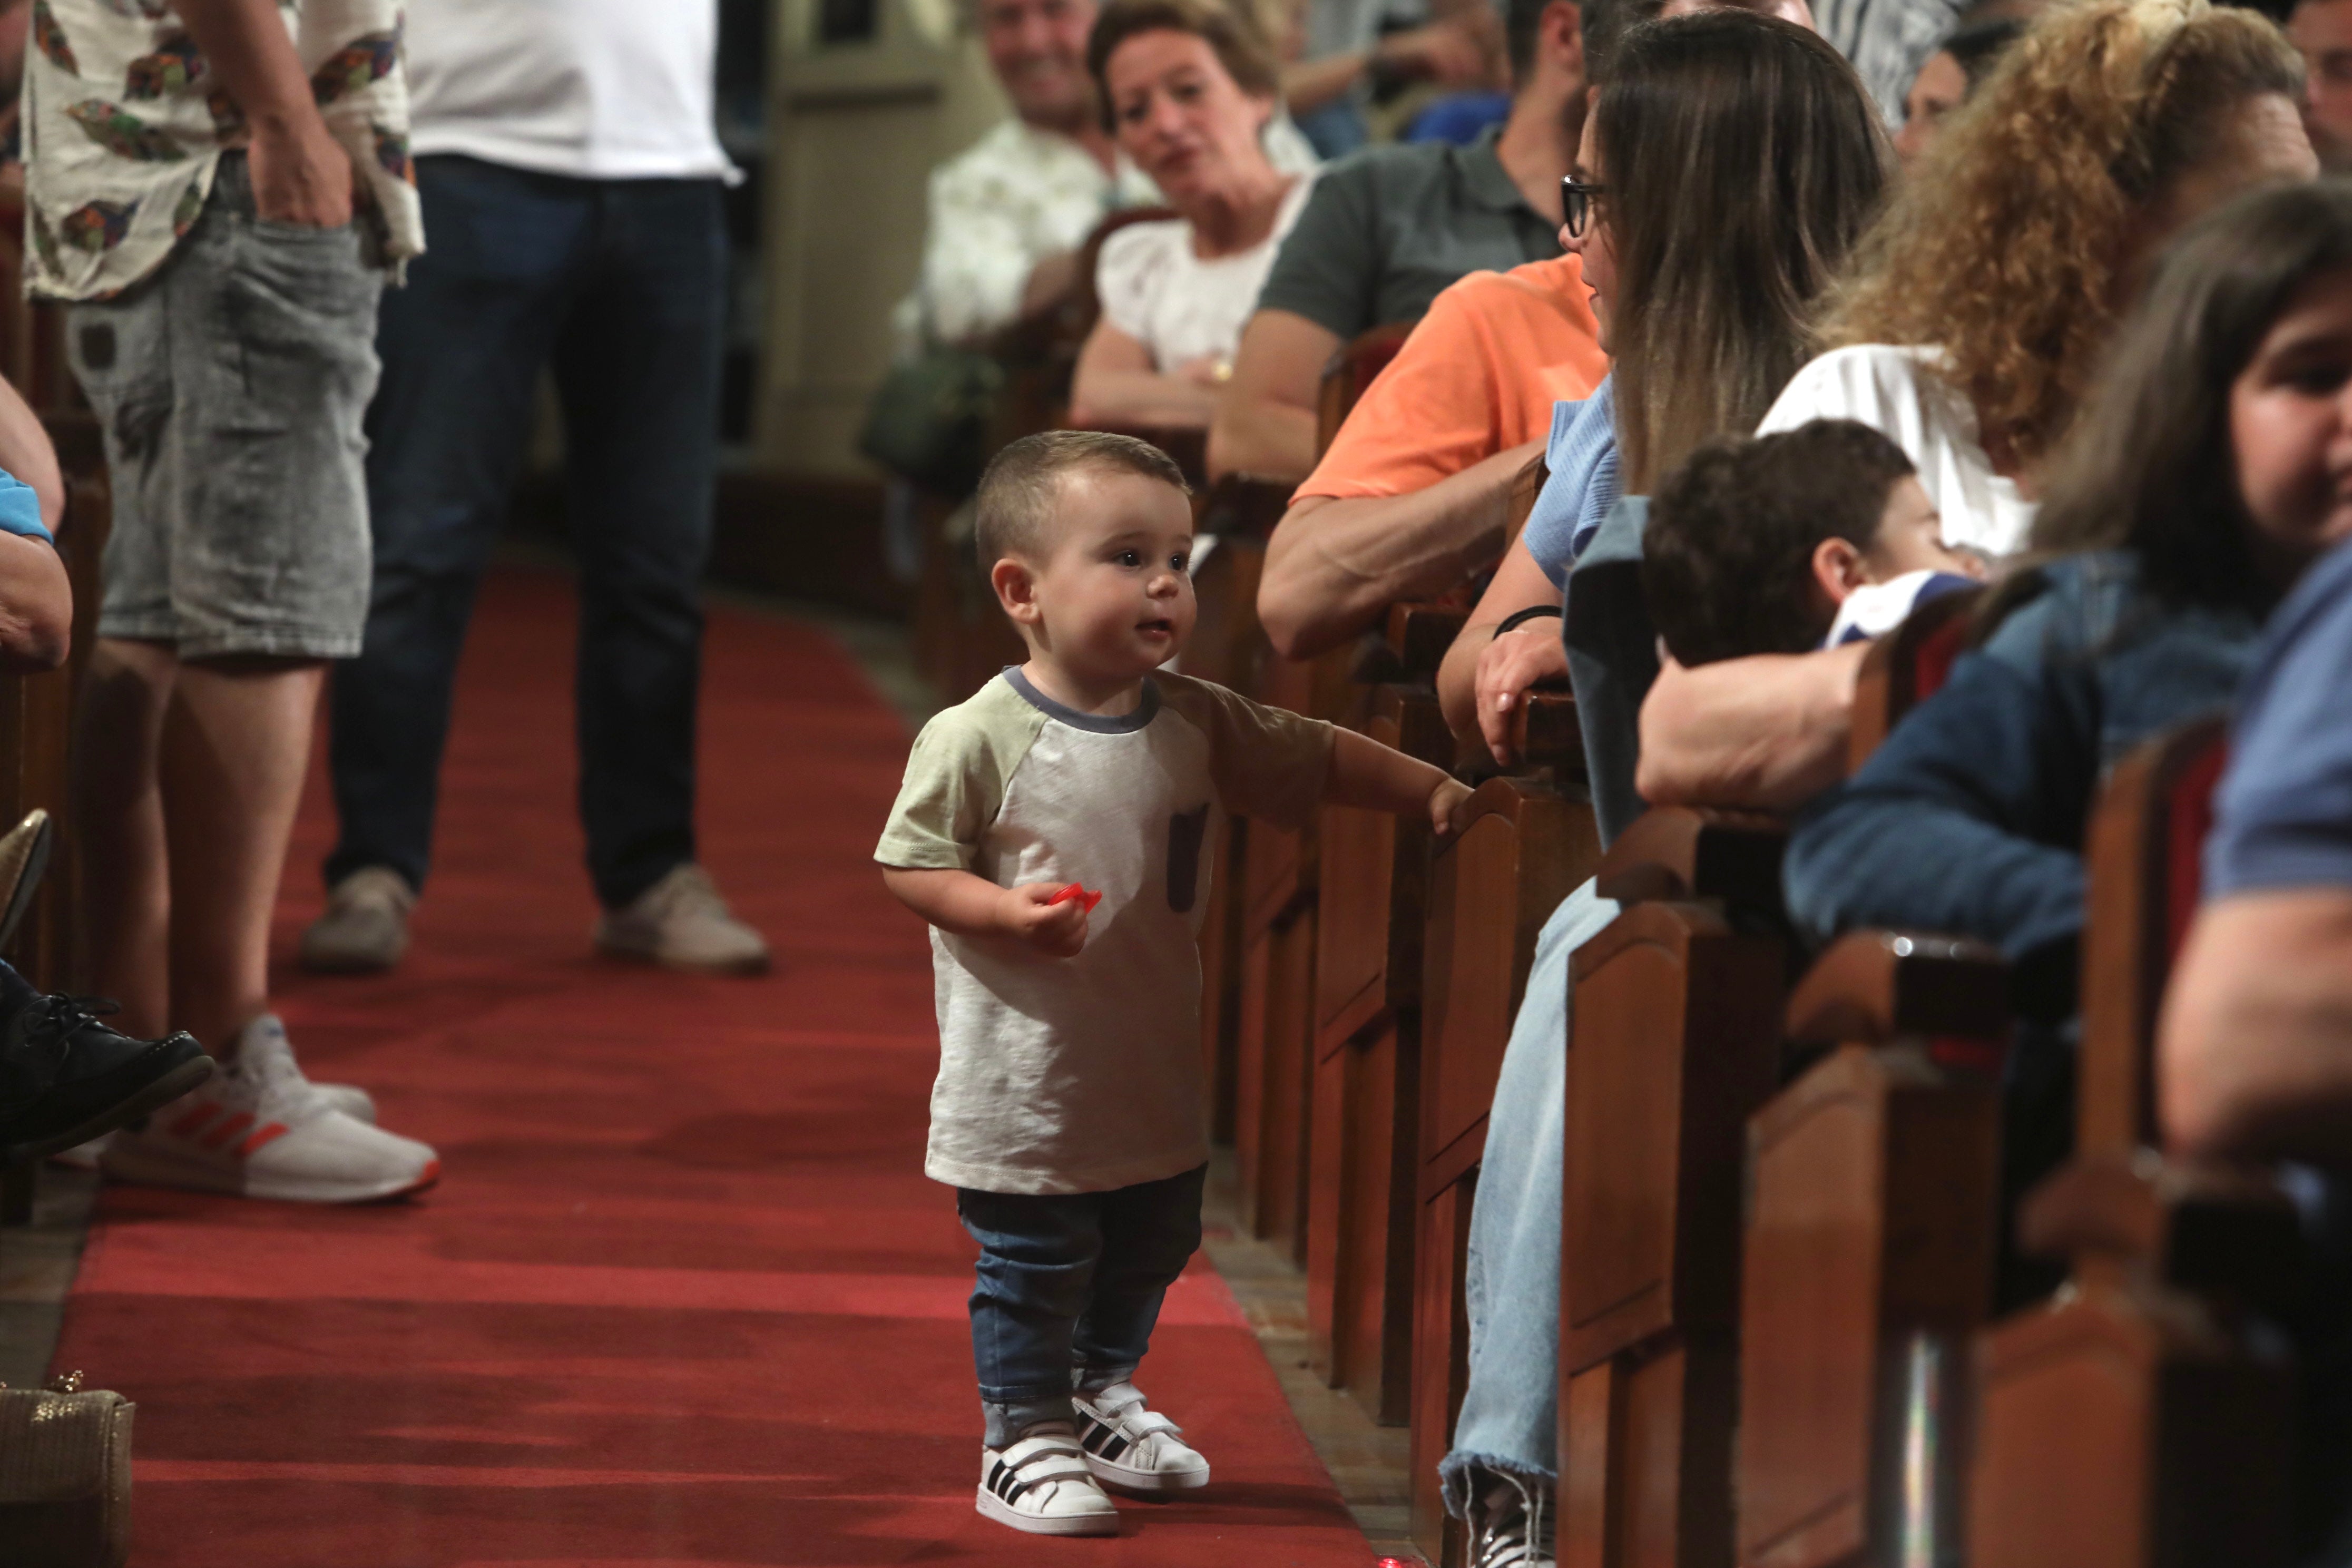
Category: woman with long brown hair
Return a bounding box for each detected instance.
[1436,7,1887,759]
[1426,14,1888,1564]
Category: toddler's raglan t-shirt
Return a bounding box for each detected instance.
[875,669,1336,1195]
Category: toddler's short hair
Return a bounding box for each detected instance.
[974,430,1191,572]
[1642,419,1917,665]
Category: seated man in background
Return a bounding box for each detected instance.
[1206,0,1589,483]
[2162,534,2352,1164]
[906,0,1158,349]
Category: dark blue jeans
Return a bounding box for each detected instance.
[325,155,725,909]
[957,1163,1206,1447]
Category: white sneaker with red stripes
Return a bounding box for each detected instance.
[1073,1381,1210,1493]
[100,1015,438,1204]
[975,1423,1119,1536]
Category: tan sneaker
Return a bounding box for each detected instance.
[593,864,770,975]
[300,868,415,974]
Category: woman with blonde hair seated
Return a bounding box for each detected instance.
[1640,0,2317,812]
[1067,0,1315,432]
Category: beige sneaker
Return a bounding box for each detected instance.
[300,868,415,974]
[593,864,770,975]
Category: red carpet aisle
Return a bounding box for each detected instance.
[48,566,1374,1567]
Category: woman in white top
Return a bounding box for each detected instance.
[1069,0,1314,432]
[1651,0,2318,810]
[1756,0,2314,563]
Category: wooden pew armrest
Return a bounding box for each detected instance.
[1350,601,1469,688]
[1594,806,1787,908]
[1195,473,1294,541]
[2020,1151,2304,1310]
[1783,929,2010,1046]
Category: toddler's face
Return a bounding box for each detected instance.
[1863,475,1986,582]
[1025,469,1198,681]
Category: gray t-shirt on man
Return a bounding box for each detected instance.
[1254,125,1560,341]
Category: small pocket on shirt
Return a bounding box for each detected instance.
[1167,805,1210,913]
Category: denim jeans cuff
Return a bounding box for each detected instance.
[1073,1361,1138,1393]
[1438,1450,1557,1521]
[983,1394,1076,1448]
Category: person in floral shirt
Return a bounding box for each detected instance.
[24,0,440,1205]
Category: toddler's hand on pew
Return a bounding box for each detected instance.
[1427,777,1474,839]
[996,881,1091,958]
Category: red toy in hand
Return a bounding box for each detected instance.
[1048,883,1103,913]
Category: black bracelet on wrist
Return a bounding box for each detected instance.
[1493,604,1564,638]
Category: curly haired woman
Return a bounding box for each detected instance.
[1645,0,2316,816]
[1761,0,2314,560]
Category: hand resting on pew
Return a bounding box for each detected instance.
[1634,641,1870,812]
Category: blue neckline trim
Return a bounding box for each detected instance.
[1002,668,1162,733]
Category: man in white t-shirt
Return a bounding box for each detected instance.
[909,0,1159,347]
[305,0,769,977]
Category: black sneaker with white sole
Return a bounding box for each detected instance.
[1073,1381,1209,1493]
[976,1423,1119,1535]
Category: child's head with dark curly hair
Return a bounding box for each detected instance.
[1643,419,1977,664]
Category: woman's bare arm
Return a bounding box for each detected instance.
[1068,321,1222,431]
[1436,538,1562,753]
[2160,889,2352,1162]
[1634,642,1869,811]
[1206,309,1332,483]
[1258,438,1543,659]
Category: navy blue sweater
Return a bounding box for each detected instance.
[1783,550,2261,1011]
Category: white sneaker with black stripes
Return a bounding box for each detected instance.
[1072,1381,1210,1493]
[976,1423,1119,1536]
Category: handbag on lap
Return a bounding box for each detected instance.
[0,1373,133,1568]
[856,347,1005,498]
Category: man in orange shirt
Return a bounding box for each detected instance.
[1256,250,1605,657]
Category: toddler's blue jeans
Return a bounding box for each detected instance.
[957,1163,1206,1447]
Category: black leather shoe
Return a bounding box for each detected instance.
[0,995,213,1160]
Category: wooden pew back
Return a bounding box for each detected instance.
[1316,322,1414,456]
[2077,715,2230,1157]
[1723,591,2008,1568]
[1972,718,2298,1568]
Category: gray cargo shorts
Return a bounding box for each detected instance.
[68,153,384,661]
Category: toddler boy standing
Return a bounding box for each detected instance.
[877,430,1469,1537]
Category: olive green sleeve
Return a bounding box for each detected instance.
[874,682,1047,869]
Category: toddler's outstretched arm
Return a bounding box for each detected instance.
[881,867,1090,958]
[1322,728,1473,838]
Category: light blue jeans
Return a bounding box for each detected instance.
[1440,877,1622,1515]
